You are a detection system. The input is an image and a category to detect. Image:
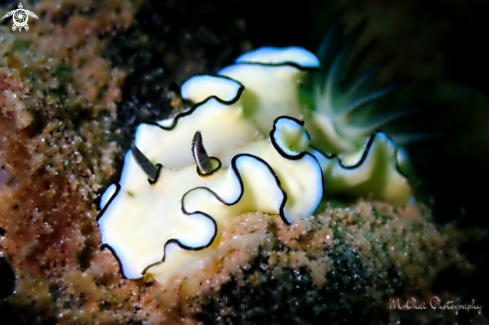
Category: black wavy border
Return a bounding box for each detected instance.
[99,118,409,281]
[142,153,290,275]
[234,46,321,71]
[310,130,410,179]
[143,74,245,131]
[97,116,329,280]
[97,177,219,281]
[269,116,326,219]
[97,182,130,277]
[143,56,320,131]
[95,46,414,279]
[97,152,289,280]
[230,61,319,71]
[269,116,310,160]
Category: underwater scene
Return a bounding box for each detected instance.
[0,0,487,324]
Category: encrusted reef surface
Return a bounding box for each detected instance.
[0,0,487,324]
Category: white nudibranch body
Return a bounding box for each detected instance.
[98,46,413,284]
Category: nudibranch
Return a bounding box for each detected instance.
[98,43,413,284]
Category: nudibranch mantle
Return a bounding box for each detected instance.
[98,45,413,283]
[99,112,323,279]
